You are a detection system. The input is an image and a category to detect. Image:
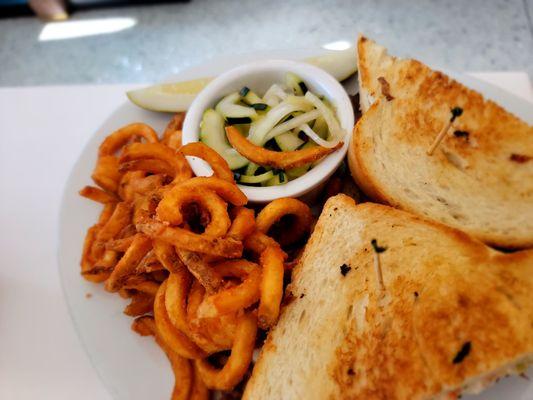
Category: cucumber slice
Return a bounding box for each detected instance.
[285,72,304,96]
[245,162,260,176]
[215,92,257,119]
[251,103,268,111]
[285,72,308,96]
[242,89,263,105]
[239,170,274,184]
[263,171,287,186]
[312,116,328,139]
[275,131,304,151]
[199,109,249,170]
[286,164,311,179]
[226,117,252,125]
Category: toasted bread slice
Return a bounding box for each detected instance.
[349,36,533,248]
[243,195,533,400]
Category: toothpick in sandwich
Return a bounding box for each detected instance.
[371,239,387,292]
[427,106,463,155]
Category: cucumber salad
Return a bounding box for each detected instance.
[199,72,344,186]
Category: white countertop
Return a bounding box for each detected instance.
[0,74,531,399]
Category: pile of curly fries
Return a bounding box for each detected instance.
[79,113,314,398]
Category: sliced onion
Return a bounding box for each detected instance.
[216,92,257,118]
[284,95,314,112]
[304,91,344,140]
[263,110,320,143]
[263,84,288,107]
[298,123,341,148]
[247,101,308,146]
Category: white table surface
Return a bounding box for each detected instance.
[1,74,531,400]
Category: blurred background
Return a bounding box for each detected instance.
[0,0,532,86]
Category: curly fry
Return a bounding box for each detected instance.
[257,246,286,329]
[177,250,223,293]
[165,270,193,333]
[96,202,132,242]
[92,155,122,193]
[123,292,154,317]
[154,281,207,359]
[105,236,135,252]
[97,203,116,226]
[157,187,230,237]
[227,207,256,241]
[119,142,192,185]
[256,197,313,246]
[131,315,194,400]
[98,123,159,157]
[180,142,234,183]
[195,313,257,390]
[153,240,186,274]
[174,177,246,206]
[79,186,118,204]
[162,113,185,150]
[137,219,242,259]
[189,281,240,348]
[243,230,285,257]
[105,234,152,292]
[123,280,160,296]
[190,363,209,400]
[119,159,176,177]
[198,260,261,318]
[226,125,342,169]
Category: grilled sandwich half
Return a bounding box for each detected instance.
[349,36,533,248]
[243,195,533,400]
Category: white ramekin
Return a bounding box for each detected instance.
[182,59,354,203]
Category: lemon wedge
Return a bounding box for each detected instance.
[127,77,213,112]
[127,47,357,112]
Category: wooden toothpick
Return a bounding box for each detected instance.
[371,239,387,292]
[427,107,463,156]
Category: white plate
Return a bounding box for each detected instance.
[58,50,533,400]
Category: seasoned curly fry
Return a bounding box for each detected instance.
[154,281,207,359]
[175,177,247,206]
[98,123,159,157]
[198,260,261,318]
[97,203,116,225]
[105,234,152,292]
[226,125,342,169]
[96,202,132,242]
[227,207,256,241]
[189,363,210,400]
[157,187,230,237]
[119,158,176,176]
[137,219,242,259]
[195,313,257,390]
[79,186,118,204]
[162,112,185,150]
[153,240,186,274]
[79,115,305,397]
[256,197,313,246]
[257,245,286,329]
[119,142,192,185]
[131,315,194,400]
[92,155,122,193]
